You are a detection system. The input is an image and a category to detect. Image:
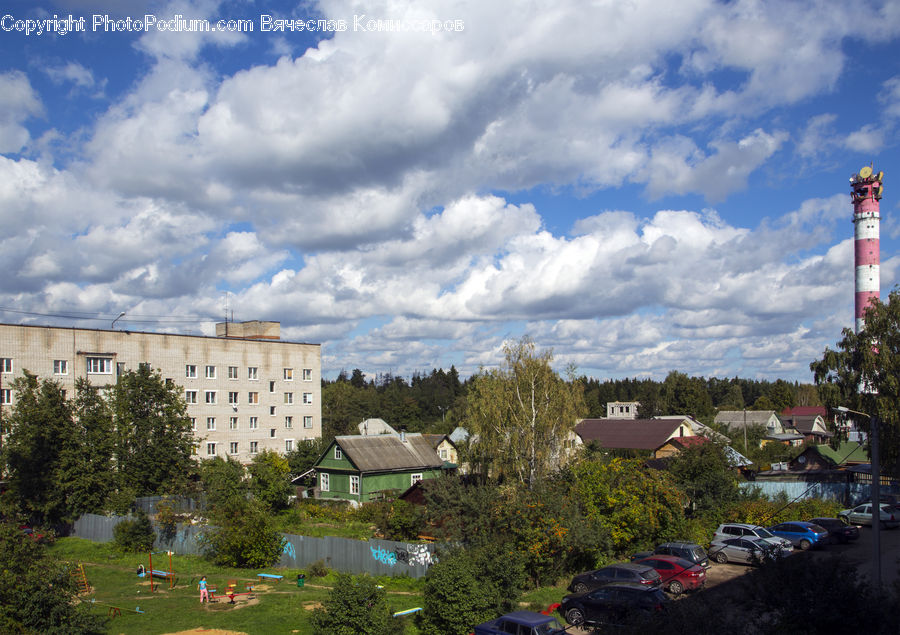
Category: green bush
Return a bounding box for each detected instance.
[308,559,330,577]
[373,500,425,541]
[199,500,285,568]
[112,511,156,553]
[311,573,394,635]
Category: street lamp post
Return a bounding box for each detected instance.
[834,405,881,589]
[111,312,126,330]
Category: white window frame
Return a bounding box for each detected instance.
[285,439,294,452]
[205,390,217,404]
[185,364,197,378]
[303,416,313,429]
[303,392,313,405]
[269,405,276,416]
[205,365,216,379]
[248,391,259,404]
[190,417,196,431]
[1,358,12,373]
[229,442,239,455]
[249,441,259,454]
[228,391,239,405]
[285,416,293,428]
[411,473,423,485]
[440,448,448,460]
[302,368,312,381]
[206,417,216,431]
[284,368,293,381]
[284,392,293,405]
[270,428,276,438]
[228,365,238,379]
[206,442,217,456]
[185,390,198,404]
[229,416,238,430]
[249,416,258,430]
[334,446,342,460]
[53,360,68,375]
[320,472,330,492]
[1,388,11,405]
[87,357,112,374]
[269,380,276,393]
[350,475,360,495]
[248,367,258,380]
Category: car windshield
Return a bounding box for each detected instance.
[755,528,775,538]
[690,547,705,560]
[535,619,564,634]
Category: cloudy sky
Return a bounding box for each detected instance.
[2,0,899,382]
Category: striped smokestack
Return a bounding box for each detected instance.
[850,165,883,333]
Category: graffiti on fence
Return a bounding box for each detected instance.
[370,545,397,567]
[381,543,433,567]
[283,540,296,561]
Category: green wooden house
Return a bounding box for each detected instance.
[313,432,451,503]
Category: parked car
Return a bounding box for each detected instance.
[632,555,706,595]
[473,611,567,635]
[567,563,661,594]
[708,536,791,565]
[559,582,668,627]
[767,521,829,550]
[838,503,900,529]
[631,541,711,569]
[807,517,860,544]
[713,523,793,550]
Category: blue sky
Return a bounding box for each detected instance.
[1,0,899,382]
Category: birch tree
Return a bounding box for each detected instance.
[466,337,585,488]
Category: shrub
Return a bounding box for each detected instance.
[199,500,285,568]
[308,559,329,577]
[112,511,155,553]
[310,573,393,635]
[373,500,425,541]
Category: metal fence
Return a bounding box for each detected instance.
[71,514,436,578]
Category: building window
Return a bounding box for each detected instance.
[285,439,293,452]
[207,417,216,431]
[249,416,258,430]
[117,362,126,377]
[205,390,217,404]
[185,390,198,404]
[1,388,11,405]
[53,360,68,375]
[229,416,238,430]
[269,405,276,416]
[206,442,217,456]
[228,366,238,379]
[248,367,258,380]
[284,392,293,405]
[285,416,293,428]
[205,365,216,379]
[270,428,276,438]
[249,441,258,454]
[228,391,239,405]
[302,368,312,381]
[185,364,197,378]
[303,392,313,405]
[350,475,359,495]
[411,473,423,485]
[190,417,196,431]
[440,448,448,460]
[87,357,112,374]
[248,392,259,404]
[284,368,293,381]
[320,472,329,492]
[229,442,238,455]
[1,358,12,373]
[334,447,342,460]
[303,416,313,429]
[269,380,276,393]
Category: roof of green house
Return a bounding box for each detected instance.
[334,433,444,473]
[815,442,869,465]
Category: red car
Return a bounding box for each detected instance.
[633,555,706,595]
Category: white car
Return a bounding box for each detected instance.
[838,503,900,529]
[713,523,793,550]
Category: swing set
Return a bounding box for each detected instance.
[147,550,176,591]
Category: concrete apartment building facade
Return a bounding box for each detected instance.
[0,321,321,463]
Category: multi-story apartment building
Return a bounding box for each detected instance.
[0,320,321,463]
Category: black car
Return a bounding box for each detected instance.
[808,517,860,544]
[567,563,661,594]
[631,541,711,569]
[559,582,668,627]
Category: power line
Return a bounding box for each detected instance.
[0,306,210,324]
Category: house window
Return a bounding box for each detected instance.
[320,473,330,492]
[303,392,313,405]
[185,390,198,404]
[270,428,276,438]
[334,447,342,460]
[190,417,196,431]
[440,449,448,460]
[248,367,258,380]
[302,368,312,381]
[248,392,259,404]
[205,390,217,404]
[1,358,12,373]
[229,416,238,430]
[284,392,293,405]
[303,416,313,429]
[228,366,238,379]
[249,441,259,454]
[205,365,216,379]
[285,439,293,452]
[350,475,359,495]
[411,473,423,485]
[1,388,11,405]
[185,365,197,378]
[229,442,238,455]
[228,392,239,405]
[206,442,217,456]
[285,416,293,428]
[249,416,258,429]
[87,357,112,374]
[270,406,276,416]
[269,380,276,393]
[53,360,68,375]
[206,417,216,431]
[284,368,293,381]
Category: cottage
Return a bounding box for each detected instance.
[574,418,695,458]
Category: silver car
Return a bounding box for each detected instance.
[708,537,791,565]
[713,523,793,550]
[838,503,900,529]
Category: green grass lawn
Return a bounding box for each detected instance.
[50,538,424,634]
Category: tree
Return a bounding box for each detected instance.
[110,366,196,496]
[199,456,247,510]
[466,337,585,487]
[285,437,328,476]
[0,522,106,634]
[112,510,156,552]
[668,443,740,517]
[248,450,293,512]
[811,289,900,476]
[311,573,394,635]
[199,499,285,568]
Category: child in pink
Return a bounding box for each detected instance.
[199,576,209,603]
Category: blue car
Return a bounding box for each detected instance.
[767,521,828,550]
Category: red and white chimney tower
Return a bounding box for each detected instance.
[850,165,883,333]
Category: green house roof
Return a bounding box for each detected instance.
[815,442,869,465]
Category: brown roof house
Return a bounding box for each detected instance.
[574,418,696,458]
